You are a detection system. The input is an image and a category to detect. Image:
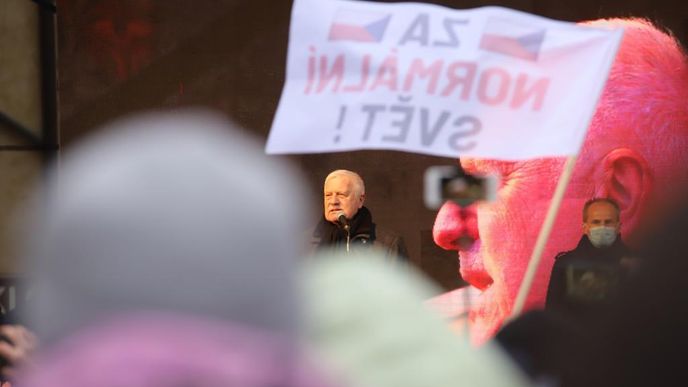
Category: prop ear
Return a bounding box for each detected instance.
[595,148,652,230]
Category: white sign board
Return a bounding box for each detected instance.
[266,0,623,160]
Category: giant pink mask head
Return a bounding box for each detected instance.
[433,18,688,344]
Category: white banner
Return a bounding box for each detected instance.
[266,0,623,160]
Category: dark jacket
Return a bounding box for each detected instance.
[545,235,632,319]
[310,206,408,263]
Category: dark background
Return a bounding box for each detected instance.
[54,0,688,293]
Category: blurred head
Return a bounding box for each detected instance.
[303,251,530,387]
[18,312,333,387]
[432,19,688,344]
[19,110,312,345]
[323,170,365,222]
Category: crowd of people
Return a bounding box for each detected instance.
[0,15,686,387]
[3,110,526,387]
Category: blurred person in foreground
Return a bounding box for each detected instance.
[13,110,333,387]
[430,18,688,344]
[17,313,330,387]
[311,169,407,262]
[302,250,530,387]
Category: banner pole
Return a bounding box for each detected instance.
[510,154,578,318]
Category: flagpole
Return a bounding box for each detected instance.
[510,154,578,318]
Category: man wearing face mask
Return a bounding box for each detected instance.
[545,198,635,318]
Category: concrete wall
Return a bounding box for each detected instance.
[0,0,45,273]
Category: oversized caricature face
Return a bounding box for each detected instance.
[433,17,688,345]
[433,157,593,344]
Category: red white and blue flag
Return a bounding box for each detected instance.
[328,9,391,42]
[480,18,546,61]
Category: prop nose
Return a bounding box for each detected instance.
[433,201,479,250]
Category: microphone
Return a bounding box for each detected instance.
[337,213,350,231]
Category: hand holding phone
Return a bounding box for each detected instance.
[424,165,498,209]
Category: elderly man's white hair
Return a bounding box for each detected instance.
[324,170,365,196]
[19,110,312,344]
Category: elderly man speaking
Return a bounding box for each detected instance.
[311,169,407,262]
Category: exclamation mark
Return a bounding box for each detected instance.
[334,105,347,143]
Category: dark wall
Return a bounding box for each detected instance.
[55,0,688,292]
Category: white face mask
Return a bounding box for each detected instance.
[588,226,618,248]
